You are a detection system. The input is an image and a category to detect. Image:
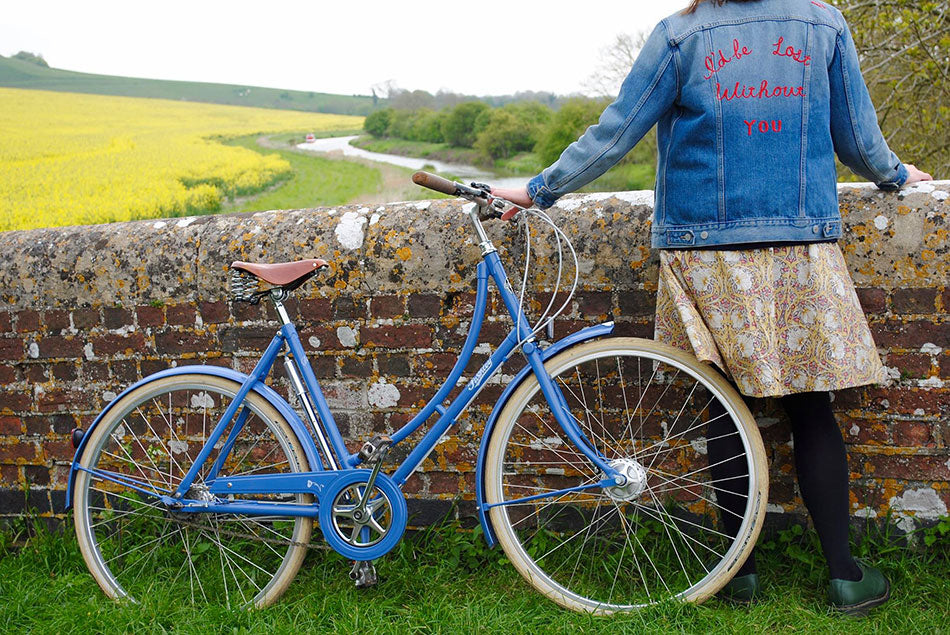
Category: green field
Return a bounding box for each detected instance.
[220,135,445,213]
[0,55,376,116]
[221,135,382,212]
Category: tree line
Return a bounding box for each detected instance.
[364,96,643,168]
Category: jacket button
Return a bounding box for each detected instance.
[700,231,708,239]
[683,232,693,241]
[812,225,819,233]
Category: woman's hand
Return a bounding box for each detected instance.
[904,164,933,185]
[491,186,534,209]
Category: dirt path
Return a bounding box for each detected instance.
[253,135,288,151]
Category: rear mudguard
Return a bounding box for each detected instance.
[475,322,615,547]
[64,365,320,511]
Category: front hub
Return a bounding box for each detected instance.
[605,458,648,501]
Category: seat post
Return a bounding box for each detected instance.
[270,289,293,326]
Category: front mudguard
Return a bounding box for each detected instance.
[64,365,320,511]
[474,321,615,547]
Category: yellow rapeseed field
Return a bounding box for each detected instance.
[0,87,362,231]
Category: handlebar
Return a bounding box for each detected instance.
[411,171,521,221]
[411,171,461,196]
[412,171,489,200]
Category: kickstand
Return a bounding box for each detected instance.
[349,560,378,588]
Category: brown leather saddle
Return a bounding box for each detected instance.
[230,258,329,301]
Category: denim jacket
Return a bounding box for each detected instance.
[527,0,908,249]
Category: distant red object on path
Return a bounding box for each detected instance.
[305,133,316,143]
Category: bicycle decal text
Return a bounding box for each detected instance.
[467,359,493,391]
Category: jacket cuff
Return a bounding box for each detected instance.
[876,162,908,191]
[527,174,558,210]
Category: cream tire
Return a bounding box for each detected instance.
[73,374,312,608]
[484,337,768,613]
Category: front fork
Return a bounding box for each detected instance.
[478,241,624,489]
[522,339,626,487]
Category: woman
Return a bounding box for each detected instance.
[494,0,932,615]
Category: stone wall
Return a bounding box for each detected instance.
[0,182,948,532]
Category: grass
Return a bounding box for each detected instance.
[1,514,947,634]
[581,161,656,193]
[219,134,454,212]
[263,129,364,146]
[0,55,375,116]
[220,135,384,213]
[495,152,546,176]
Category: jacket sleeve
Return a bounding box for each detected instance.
[828,17,907,190]
[528,22,677,209]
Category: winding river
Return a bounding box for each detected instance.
[295,135,529,189]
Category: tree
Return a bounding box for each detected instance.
[578,31,658,167]
[474,103,553,160]
[371,80,399,100]
[840,0,949,177]
[386,109,416,139]
[534,98,607,166]
[582,32,648,98]
[389,89,436,111]
[441,101,490,148]
[363,108,393,137]
[12,51,48,67]
[410,109,446,143]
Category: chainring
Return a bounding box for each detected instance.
[318,469,407,560]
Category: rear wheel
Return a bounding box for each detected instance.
[484,338,767,613]
[73,374,312,608]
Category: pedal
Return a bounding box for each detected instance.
[349,560,378,588]
[358,434,392,463]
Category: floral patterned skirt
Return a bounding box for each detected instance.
[654,243,885,397]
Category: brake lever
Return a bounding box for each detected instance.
[477,202,504,221]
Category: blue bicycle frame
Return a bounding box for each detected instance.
[70,206,624,524]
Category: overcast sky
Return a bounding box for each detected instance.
[1,1,676,97]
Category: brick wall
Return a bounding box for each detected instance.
[0,182,947,532]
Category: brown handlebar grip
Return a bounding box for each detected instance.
[412,171,458,196]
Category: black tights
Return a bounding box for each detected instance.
[707,388,862,581]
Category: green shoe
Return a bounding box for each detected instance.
[719,573,761,604]
[829,560,890,616]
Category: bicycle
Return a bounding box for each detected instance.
[67,172,768,613]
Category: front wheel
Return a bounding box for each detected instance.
[484,338,768,613]
[72,374,312,608]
